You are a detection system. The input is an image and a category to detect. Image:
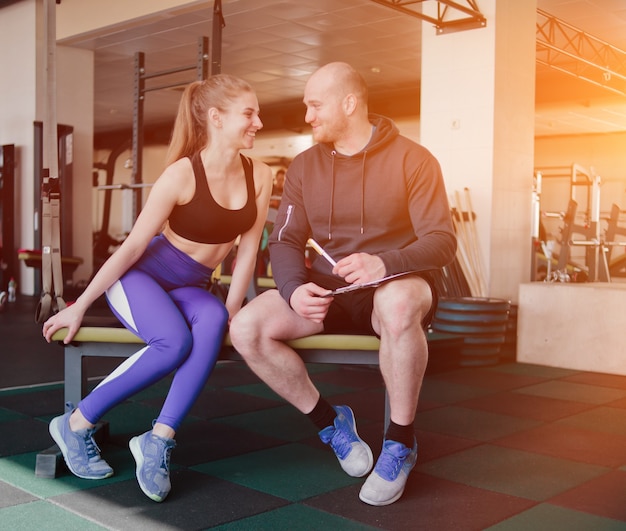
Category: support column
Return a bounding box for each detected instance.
[420,0,537,301]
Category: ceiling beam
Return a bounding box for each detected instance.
[537,8,626,98]
[369,0,486,34]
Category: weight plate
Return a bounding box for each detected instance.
[434,310,509,323]
[461,345,502,356]
[438,297,510,313]
[431,321,507,335]
[463,335,506,345]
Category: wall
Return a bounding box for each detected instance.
[0,0,38,294]
[56,45,94,283]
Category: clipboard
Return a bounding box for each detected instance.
[323,271,418,296]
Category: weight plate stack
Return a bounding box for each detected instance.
[499,303,518,362]
[431,297,511,367]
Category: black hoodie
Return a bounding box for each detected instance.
[269,114,457,304]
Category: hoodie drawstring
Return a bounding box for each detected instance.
[328,151,336,240]
[327,149,368,239]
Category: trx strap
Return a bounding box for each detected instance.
[36,0,65,323]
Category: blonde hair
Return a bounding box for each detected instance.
[166,74,255,165]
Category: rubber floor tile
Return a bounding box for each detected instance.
[211,503,380,531]
[52,468,288,530]
[486,502,626,530]
[0,418,55,457]
[311,365,384,390]
[305,472,535,531]
[193,443,360,501]
[0,500,105,530]
[208,362,269,388]
[417,444,608,501]
[0,479,37,508]
[415,405,541,441]
[179,386,283,420]
[562,371,626,390]
[458,390,596,421]
[515,380,626,405]
[214,404,318,442]
[557,406,626,437]
[548,469,626,521]
[494,423,626,467]
[0,386,63,417]
[607,395,626,409]
[172,419,287,466]
[489,363,579,379]
[429,368,545,392]
[415,429,480,463]
[419,379,496,406]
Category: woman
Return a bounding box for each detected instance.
[42,74,273,502]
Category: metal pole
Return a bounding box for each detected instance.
[211,0,225,75]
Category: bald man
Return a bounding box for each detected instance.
[230,62,456,506]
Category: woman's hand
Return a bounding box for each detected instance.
[42,303,86,344]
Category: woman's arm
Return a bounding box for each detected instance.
[224,159,273,319]
[43,161,189,343]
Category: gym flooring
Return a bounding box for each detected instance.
[2,296,626,530]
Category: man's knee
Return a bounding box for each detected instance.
[229,292,273,352]
[374,278,432,330]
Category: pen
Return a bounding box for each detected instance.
[307,238,337,267]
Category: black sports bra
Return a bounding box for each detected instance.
[168,153,257,244]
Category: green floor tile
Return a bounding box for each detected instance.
[0,449,135,499]
[418,444,609,501]
[489,363,579,379]
[215,404,317,442]
[516,381,626,405]
[0,407,27,422]
[558,406,626,437]
[0,499,106,530]
[193,443,359,501]
[211,503,379,530]
[486,502,626,531]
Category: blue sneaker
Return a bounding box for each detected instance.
[49,411,114,480]
[318,405,373,477]
[359,439,418,506]
[129,431,176,502]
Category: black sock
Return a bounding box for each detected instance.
[385,421,415,448]
[307,397,336,431]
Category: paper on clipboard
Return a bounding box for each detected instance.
[323,271,417,296]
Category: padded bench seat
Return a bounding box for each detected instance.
[51,328,383,408]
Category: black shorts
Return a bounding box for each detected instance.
[308,270,438,336]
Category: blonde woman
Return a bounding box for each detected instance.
[43,74,272,502]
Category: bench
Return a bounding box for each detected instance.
[37,312,461,478]
[50,327,385,408]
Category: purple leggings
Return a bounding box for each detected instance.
[78,234,228,431]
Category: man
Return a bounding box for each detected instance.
[230,62,456,506]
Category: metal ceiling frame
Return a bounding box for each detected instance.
[369,0,486,34]
[536,8,626,98]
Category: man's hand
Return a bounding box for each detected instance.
[290,282,333,323]
[333,253,386,285]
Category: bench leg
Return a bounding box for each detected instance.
[384,390,390,434]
